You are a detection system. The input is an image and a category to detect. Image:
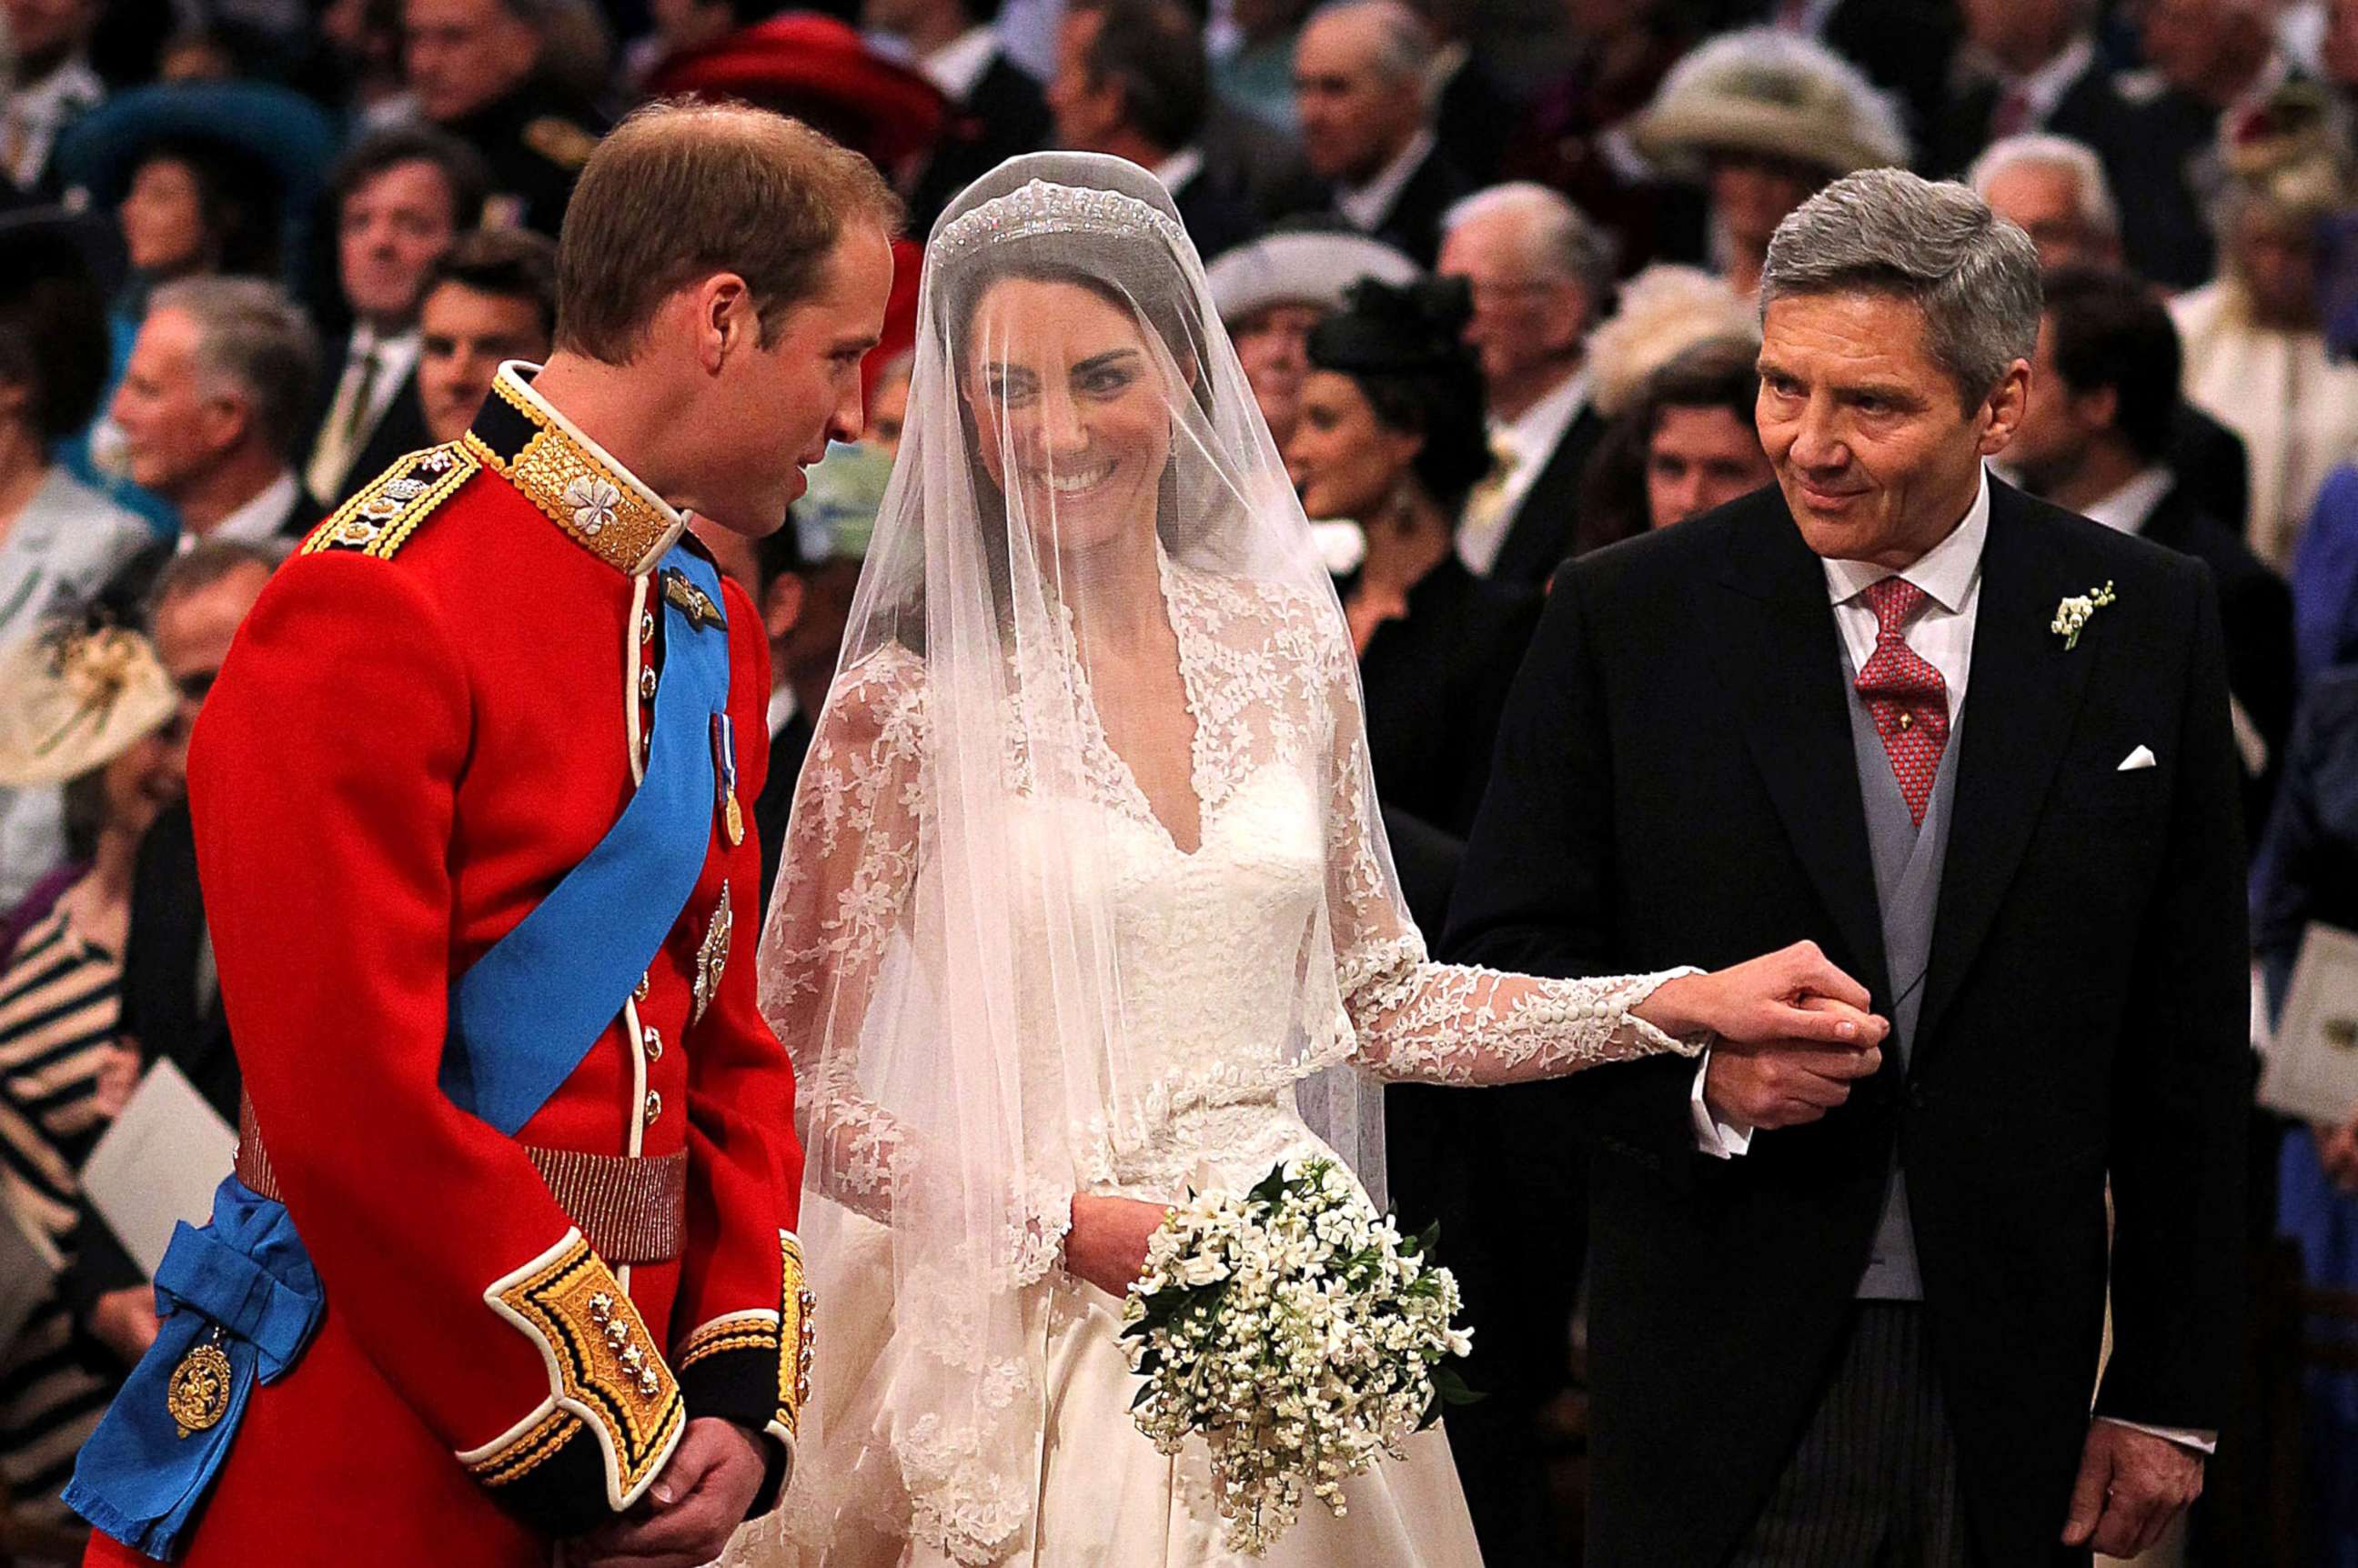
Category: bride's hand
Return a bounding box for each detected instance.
[1636,941,1889,1056]
[1063,1194,1174,1298]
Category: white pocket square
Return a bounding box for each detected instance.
[2118,745,2158,772]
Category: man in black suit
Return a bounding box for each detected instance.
[880,0,1053,234]
[1436,182,1615,588]
[1047,0,1260,262]
[66,542,275,1370]
[1930,0,2212,289]
[301,127,488,508]
[1725,0,1960,153]
[2010,264,2293,834]
[1450,171,2246,1565]
[1292,0,1471,268]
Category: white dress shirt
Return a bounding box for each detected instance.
[1456,367,1591,577]
[2078,465,2177,538]
[921,25,1002,102]
[182,470,300,553]
[1335,129,1435,236]
[767,682,800,741]
[3,56,103,191]
[1153,146,1205,201]
[2000,34,2098,130]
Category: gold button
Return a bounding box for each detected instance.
[643,1090,662,1124]
[633,970,650,1001]
[641,1026,662,1062]
[1898,713,1912,730]
[640,612,656,645]
[640,665,658,701]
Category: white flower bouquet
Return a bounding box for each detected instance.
[1119,1157,1477,1555]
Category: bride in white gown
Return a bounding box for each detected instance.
[742,153,1883,1568]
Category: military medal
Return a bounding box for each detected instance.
[167,1327,234,1439]
[714,715,743,847]
[691,885,731,1026]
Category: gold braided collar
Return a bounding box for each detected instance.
[462,364,687,577]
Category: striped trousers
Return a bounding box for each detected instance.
[1725,1302,1975,1568]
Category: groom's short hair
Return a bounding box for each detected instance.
[553,99,902,366]
[1759,167,2041,410]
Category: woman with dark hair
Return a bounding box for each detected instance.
[1577,333,1771,554]
[745,151,1883,1567]
[114,136,284,303]
[0,219,154,912]
[1286,276,1537,839]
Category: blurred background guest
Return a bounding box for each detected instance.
[1204,222,1418,458]
[1436,181,1615,588]
[1048,0,1256,260]
[2011,264,2292,832]
[1212,0,1315,132]
[61,541,272,1383]
[401,0,606,235]
[410,226,555,445]
[861,349,912,457]
[2172,84,2358,571]
[1575,333,1768,554]
[0,618,178,1543]
[0,0,105,201]
[1288,275,1548,1562]
[1577,261,1753,423]
[877,0,1052,233]
[1292,0,1468,267]
[1628,25,1909,297]
[300,126,485,507]
[0,217,148,913]
[1970,130,2255,536]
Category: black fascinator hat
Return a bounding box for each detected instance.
[1306,277,1493,509]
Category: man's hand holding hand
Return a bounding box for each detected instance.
[564,1416,767,1568]
[2061,1421,2204,1559]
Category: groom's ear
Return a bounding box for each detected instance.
[1975,358,2032,457]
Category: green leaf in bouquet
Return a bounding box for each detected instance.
[1418,1367,1486,1430]
[1247,1161,1291,1209]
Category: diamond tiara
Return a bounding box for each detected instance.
[930,178,1190,265]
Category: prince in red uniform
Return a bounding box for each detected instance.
[68,103,898,1567]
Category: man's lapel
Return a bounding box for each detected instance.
[1918,485,2098,1046]
[1717,500,1892,1006]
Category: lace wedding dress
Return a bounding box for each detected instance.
[742,557,1700,1567]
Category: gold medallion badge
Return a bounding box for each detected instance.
[167,1338,234,1439]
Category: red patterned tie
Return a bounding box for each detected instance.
[1854,578,1949,827]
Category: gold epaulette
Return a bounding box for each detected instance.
[303,445,479,559]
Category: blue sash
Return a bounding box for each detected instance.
[67,545,731,1557]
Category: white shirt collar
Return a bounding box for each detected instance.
[2078,465,2176,537]
[2009,34,2096,128]
[186,469,300,551]
[922,25,1002,102]
[1154,146,1205,198]
[5,56,103,188]
[1493,365,1590,465]
[1336,129,1436,235]
[497,361,688,575]
[1821,467,1990,613]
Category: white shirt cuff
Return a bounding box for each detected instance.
[1689,1050,1753,1159]
[2099,1416,2217,1456]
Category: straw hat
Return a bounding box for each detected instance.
[1587,265,1759,419]
[0,623,177,788]
[1632,28,1910,184]
[1205,227,1423,326]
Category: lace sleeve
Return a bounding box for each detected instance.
[757,650,925,1226]
[1319,642,1709,1086]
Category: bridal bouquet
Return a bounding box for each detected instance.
[1119,1157,1476,1555]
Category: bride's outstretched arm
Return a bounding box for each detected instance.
[1319,664,1883,1086]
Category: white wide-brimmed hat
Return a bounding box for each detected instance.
[1205,228,1423,326]
[1632,27,1910,184]
[0,623,176,787]
[1587,265,1760,418]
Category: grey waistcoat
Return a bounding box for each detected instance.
[1840,642,1961,1302]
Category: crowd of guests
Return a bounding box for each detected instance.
[4,0,2358,1559]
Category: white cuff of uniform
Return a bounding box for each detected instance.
[2098,1416,2217,1455]
[1690,1050,1753,1159]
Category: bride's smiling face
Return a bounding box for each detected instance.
[962,274,1176,558]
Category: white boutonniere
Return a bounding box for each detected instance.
[2051,581,2117,650]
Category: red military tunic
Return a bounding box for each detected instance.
[89,366,809,1565]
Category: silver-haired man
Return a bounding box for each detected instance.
[1449,166,2247,1564]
